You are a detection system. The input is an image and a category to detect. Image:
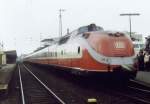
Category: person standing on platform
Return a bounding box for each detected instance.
[137,50,145,71]
[144,52,150,71]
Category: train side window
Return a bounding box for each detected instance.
[78,47,80,54]
[52,52,54,57]
[61,50,63,55]
[55,52,57,57]
[50,52,52,57]
[43,52,47,57]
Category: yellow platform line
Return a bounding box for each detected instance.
[0,84,8,90]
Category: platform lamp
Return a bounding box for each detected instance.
[120,13,140,38]
[59,9,65,37]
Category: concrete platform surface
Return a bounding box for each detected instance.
[135,71,150,86]
[0,64,16,90]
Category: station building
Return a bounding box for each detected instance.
[0,44,6,65]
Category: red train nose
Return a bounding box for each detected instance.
[87,32,135,57]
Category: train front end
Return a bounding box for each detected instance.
[80,31,137,79]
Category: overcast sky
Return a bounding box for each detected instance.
[0,0,150,55]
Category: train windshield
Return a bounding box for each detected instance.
[78,24,103,34]
[78,26,88,34]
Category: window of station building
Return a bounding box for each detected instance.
[134,44,139,48]
[140,44,144,49]
[58,36,70,45]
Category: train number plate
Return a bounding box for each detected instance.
[114,41,125,48]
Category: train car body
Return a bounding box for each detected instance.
[24,24,137,79]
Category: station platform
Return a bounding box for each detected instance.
[0,64,16,90]
[133,71,150,87]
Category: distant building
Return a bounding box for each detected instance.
[5,50,17,64]
[124,31,144,54]
[124,31,143,42]
[0,43,6,65]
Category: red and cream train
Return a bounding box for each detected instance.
[24,24,137,79]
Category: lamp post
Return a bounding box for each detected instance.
[59,9,65,37]
[120,13,140,38]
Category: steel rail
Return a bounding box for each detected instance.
[18,64,25,104]
[23,64,66,104]
[115,91,150,104]
[128,86,150,93]
[130,79,150,88]
[112,87,150,104]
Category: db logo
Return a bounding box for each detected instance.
[114,41,125,48]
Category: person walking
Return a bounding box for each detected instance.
[137,50,145,71]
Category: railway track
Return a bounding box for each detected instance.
[22,63,150,104]
[112,88,150,104]
[18,64,66,104]
[129,79,150,90]
[127,80,150,94]
[24,63,148,104]
[109,79,150,104]
[128,86,150,93]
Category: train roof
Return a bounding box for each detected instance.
[40,24,127,47]
[40,24,103,45]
